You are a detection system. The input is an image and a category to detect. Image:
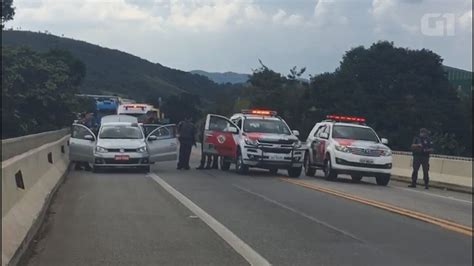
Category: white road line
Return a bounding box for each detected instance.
[393,187,473,204]
[148,173,271,266]
[232,184,365,243]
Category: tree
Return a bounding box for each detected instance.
[307,41,468,155]
[161,92,202,123]
[2,46,86,138]
[2,0,15,28]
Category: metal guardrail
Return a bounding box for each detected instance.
[392,151,473,161]
[1,128,70,161]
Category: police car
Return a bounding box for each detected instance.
[303,115,392,185]
[202,109,304,177]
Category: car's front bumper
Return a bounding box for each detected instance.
[242,145,304,169]
[331,150,392,175]
[93,152,150,167]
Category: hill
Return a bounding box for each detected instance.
[1,30,220,101]
[190,70,249,84]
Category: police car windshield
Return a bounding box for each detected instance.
[99,125,143,139]
[243,119,291,135]
[333,125,379,142]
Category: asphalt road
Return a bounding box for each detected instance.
[21,149,472,265]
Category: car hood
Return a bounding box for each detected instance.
[334,138,389,150]
[245,132,298,142]
[96,139,145,149]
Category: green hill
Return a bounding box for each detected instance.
[1,30,219,101]
[190,70,249,84]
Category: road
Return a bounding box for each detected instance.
[21,148,472,265]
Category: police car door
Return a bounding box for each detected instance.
[69,124,96,163]
[146,124,178,162]
[314,125,329,166]
[203,114,239,158]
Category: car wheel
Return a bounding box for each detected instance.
[235,150,249,174]
[304,153,316,177]
[376,174,390,186]
[351,175,363,183]
[92,166,100,173]
[288,167,302,178]
[323,156,337,181]
[220,157,231,171]
[269,168,278,175]
[142,165,151,173]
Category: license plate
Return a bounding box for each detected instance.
[269,154,285,160]
[360,158,374,164]
[115,155,129,161]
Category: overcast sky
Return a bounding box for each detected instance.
[7,0,472,76]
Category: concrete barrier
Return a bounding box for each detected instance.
[1,135,70,266]
[1,129,69,161]
[392,151,472,191]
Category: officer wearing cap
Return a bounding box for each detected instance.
[409,128,434,189]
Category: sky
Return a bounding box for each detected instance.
[6,0,473,76]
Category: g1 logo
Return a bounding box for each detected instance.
[421,13,455,37]
[217,135,226,144]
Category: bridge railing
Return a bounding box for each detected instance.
[2,132,70,266]
[1,128,70,161]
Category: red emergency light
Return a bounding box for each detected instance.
[242,109,277,116]
[326,114,366,123]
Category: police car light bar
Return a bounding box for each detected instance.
[326,114,366,123]
[242,109,277,116]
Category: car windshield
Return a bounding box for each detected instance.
[332,125,380,142]
[99,125,143,139]
[243,119,291,135]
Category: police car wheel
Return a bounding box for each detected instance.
[288,167,302,178]
[375,174,390,186]
[351,175,363,183]
[269,168,278,175]
[235,151,249,174]
[323,157,337,180]
[304,153,316,177]
[220,157,231,171]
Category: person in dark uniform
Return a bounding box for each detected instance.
[409,128,434,189]
[177,117,196,170]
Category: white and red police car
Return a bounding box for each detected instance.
[202,110,304,177]
[303,115,392,185]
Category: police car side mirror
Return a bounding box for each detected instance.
[381,138,389,145]
[292,130,300,137]
[84,135,94,141]
[148,135,158,141]
[320,132,329,139]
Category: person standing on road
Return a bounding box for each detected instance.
[177,117,196,170]
[196,118,212,169]
[409,128,434,189]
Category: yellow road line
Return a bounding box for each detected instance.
[281,178,473,237]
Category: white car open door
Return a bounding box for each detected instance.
[69,124,96,163]
[146,124,178,163]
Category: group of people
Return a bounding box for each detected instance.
[175,117,219,170]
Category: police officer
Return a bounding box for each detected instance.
[409,128,434,189]
[177,117,196,170]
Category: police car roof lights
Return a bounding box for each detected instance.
[326,114,366,123]
[242,109,277,116]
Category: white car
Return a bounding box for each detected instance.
[69,115,177,172]
[202,109,304,177]
[303,115,392,185]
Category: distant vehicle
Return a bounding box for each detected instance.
[202,109,304,177]
[69,115,177,172]
[303,115,392,186]
[117,103,153,122]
